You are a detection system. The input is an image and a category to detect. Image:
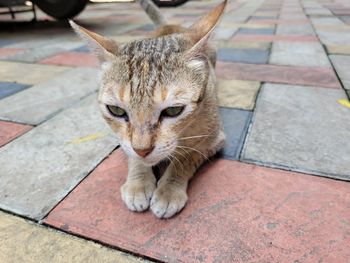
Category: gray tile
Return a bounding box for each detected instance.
[276,23,315,36]
[0,68,99,125]
[238,28,275,35]
[0,95,117,220]
[329,55,350,91]
[6,41,81,63]
[242,83,350,180]
[0,82,30,100]
[219,108,252,160]
[217,48,269,64]
[270,42,331,67]
[213,28,237,40]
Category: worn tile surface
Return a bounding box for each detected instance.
[329,55,350,93]
[218,79,260,110]
[40,52,99,68]
[218,48,269,64]
[217,61,341,89]
[219,108,252,160]
[0,82,30,100]
[0,95,118,220]
[0,61,69,85]
[270,42,331,67]
[45,150,350,263]
[0,68,99,125]
[242,83,350,180]
[0,121,32,148]
[0,211,147,263]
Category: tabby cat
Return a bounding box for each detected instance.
[70,0,227,218]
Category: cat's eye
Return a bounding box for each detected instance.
[106,105,128,121]
[161,106,185,118]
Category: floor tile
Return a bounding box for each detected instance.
[329,55,350,92]
[0,121,32,148]
[0,61,69,85]
[247,18,310,25]
[232,34,318,43]
[219,108,252,160]
[216,62,341,89]
[217,41,270,50]
[0,82,30,100]
[5,41,82,63]
[213,28,237,40]
[220,22,275,29]
[0,39,16,47]
[72,45,90,53]
[326,45,350,55]
[0,211,146,263]
[0,95,118,220]
[45,151,350,262]
[242,83,350,180]
[39,52,99,68]
[0,48,23,58]
[0,68,99,125]
[275,23,315,36]
[217,48,269,64]
[218,79,260,110]
[238,28,275,35]
[270,42,331,67]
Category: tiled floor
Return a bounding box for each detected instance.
[0,0,350,262]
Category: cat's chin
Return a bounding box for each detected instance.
[139,158,161,167]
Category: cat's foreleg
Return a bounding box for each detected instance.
[121,158,156,212]
[150,130,225,218]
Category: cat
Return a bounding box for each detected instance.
[70,0,227,219]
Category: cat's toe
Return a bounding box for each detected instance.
[150,186,188,219]
[121,181,155,212]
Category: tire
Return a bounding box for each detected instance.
[33,0,87,19]
[152,0,188,7]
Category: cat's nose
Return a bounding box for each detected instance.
[133,147,154,158]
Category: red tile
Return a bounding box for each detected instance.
[39,52,99,68]
[45,150,350,262]
[0,121,32,147]
[0,48,23,58]
[232,34,318,42]
[216,62,342,89]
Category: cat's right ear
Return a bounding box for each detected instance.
[69,20,119,63]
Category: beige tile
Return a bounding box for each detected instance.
[218,79,260,110]
[0,211,147,263]
[326,45,350,55]
[0,61,69,85]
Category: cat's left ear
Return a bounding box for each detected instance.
[185,0,227,59]
[69,20,119,63]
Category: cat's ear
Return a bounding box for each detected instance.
[185,0,227,59]
[69,20,119,63]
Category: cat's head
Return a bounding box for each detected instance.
[70,0,226,166]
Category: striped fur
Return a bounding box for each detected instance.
[70,0,227,219]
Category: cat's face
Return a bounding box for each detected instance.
[98,37,208,165]
[69,0,226,165]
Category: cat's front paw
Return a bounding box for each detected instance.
[121,179,156,212]
[150,184,188,219]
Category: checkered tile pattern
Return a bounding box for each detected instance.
[1,0,350,262]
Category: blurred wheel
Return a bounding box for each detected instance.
[33,0,87,19]
[152,0,188,7]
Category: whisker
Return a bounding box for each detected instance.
[177,145,209,161]
[178,134,215,140]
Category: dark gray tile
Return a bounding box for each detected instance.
[217,48,269,64]
[219,107,252,160]
[0,82,30,100]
